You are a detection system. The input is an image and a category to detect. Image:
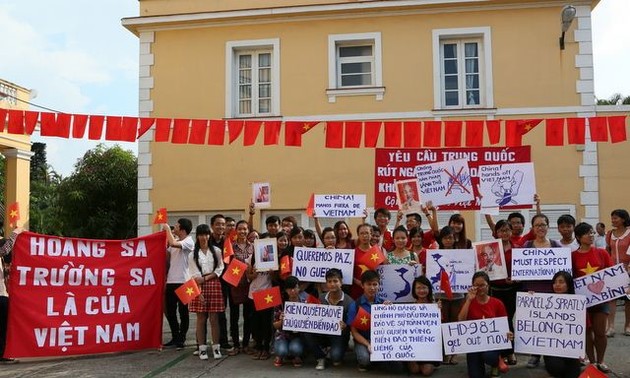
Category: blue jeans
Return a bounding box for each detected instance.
[274,336,304,358]
[303,332,349,363]
[354,343,371,367]
[466,351,500,378]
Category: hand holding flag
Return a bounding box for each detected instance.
[359,245,386,270]
[175,278,201,305]
[253,286,282,311]
[223,258,247,287]
[153,207,168,225]
[351,306,371,331]
[7,202,20,228]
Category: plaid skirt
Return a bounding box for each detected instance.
[189,278,225,313]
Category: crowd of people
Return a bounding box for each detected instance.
[157,201,630,377]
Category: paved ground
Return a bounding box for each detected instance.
[2,303,630,378]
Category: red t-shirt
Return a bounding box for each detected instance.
[351,246,371,299]
[467,296,507,320]
[511,228,535,248]
[382,229,394,252]
[571,247,613,278]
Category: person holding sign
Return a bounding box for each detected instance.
[273,276,307,368]
[408,276,440,376]
[458,271,512,378]
[351,224,373,299]
[246,242,275,360]
[605,209,630,337]
[321,227,337,249]
[571,222,614,374]
[385,226,419,266]
[227,220,254,355]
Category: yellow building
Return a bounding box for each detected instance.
[123,0,629,239]
[0,78,33,234]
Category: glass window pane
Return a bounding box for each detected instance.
[444,60,458,74]
[464,43,478,58]
[339,45,372,57]
[341,62,372,74]
[259,68,270,83]
[466,74,479,89]
[466,90,480,105]
[444,75,458,90]
[239,85,251,100]
[443,44,457,59]
[445,91,459,106]
[239,69,251,84]
[239,55,252,69]
[258,53,271,67]
[259,84,271,98]
[465,58,478,73]
[341,73,371,86]
[239,100,251,114]
[259,99,270,113]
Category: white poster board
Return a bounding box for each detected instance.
[442,316,511,355]
[313,194,366,218]
[253,238,278,272]
[574,263,630,307]
[511,248,572,280]
[252,182,271,208]
[479,162,536,208]
[376,264,422,303]
[371,304,442,361]
[472,240,508,281]
[514,292,587,358]
[291,247,354,285]
[395,179,423,213]
[425,249,476,294]
[282,302,343,336]
[415,159,475,207]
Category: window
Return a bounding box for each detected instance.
[327,33,383,102]
[432,28,493,110]
[226,39,280,118]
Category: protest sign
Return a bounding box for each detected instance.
[442,316,511,355]
[479,162,536,208]
[374,147,531,210]
[395,179,422,212]
[313,194,366,218]
[282,302,343,336]
[292,247,354,285]
[371,304,442,361]
[252,182,271,208]
[6,231,166,358]
[511,248,572,280]
[472,240,507,281]
[425,249,475,294]
[415,159,474,207]
[254,238,278,272]
[574,263,630,307]
[514,292,586,358]
[376,264,422,302]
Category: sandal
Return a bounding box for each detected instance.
[274,356,283,367]
[293,357,303,367]
[443,356,458,365]
[506,354,517,365]
[251,351,262,360]
[260,351,271,360]
[596,363,611,373]
[228,348,240,356]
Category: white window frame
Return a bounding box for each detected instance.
[327,32,384,103]
[225,38,280,118]
[432,27,493,111]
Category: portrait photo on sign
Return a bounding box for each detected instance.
[395,179,422,212]
[252,182,271,208]
[254,238,278,271]
[472,240,507,281]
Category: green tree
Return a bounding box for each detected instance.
[56,144,137,239]
[597,93,630,105]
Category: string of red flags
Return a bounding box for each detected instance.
[0,107,627,147]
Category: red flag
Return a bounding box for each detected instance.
[403,121,422,148]
[227,120,244,144]
[0,108,6,132]
[121,117,139,142]
[505,119,541,146]
[465,120,484,147]
[189,119,208,145]
[423,121,442,147]
[223,258,247,287]
[608,116,627,143]
[384,121,402,148]
[305,193,315,217]
[306,293,321,304]
[545,118,565,146]
[243,120,262,146]
[172,119,190,144]
[208,120,225,145]
[88,115,105,140]
[280,255,292,280]
[7,110,24,134]
[486,120,501,145]
[71,114,88,138]
[364,121,382,147]
[153,208,168,225]
[56,113,72,138]
[285,121,318,147]
[577,364,608,378]
[7,202,20,228]
[588,117,608,142]
[326,121,343,148]
[440,270,453,300]
[351,306,371,331]
[444,121,463,147]
[359,245,386,270]
[223,230,236,264]
[24,111,40,135]
[104,116,123,141]
[345,121,363,148]
[154,118,172,142]
[253,286,282,311]
[567,117,586,145]
[175,278,201,305]
[263,121,281,145]
[137,117,156,139]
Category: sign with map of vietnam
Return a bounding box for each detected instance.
[479,162,536,209]
[416,159,474,207]
[376,264,422,302]
[425,249,476,294]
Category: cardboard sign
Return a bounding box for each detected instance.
[425,249,476,294]
[252,182,271,208]
[371,304,442,361]
[514,292,587,358]
[376,264,422,303]
[416,159,474,207]
[472,240,508,281]
[291,247,354,285]
[511,248,572,280]
[479,162,536,208]
[574,263,630,307]
[395,179,423,212]
[442,316,511,355]
[282,302,343,336]
[313,194,366,218]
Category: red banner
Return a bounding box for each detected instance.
[374,147,531,210]
[6,231,166,358]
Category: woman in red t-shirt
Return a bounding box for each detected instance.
[351,224,373,299]
[571,222,614,373]
[605,209,630,337]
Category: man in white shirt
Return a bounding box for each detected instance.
[162,218,194,350]
[595,222,607,249]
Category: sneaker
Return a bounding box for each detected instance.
[526,355,540,368]
[193,349,199,356]
[490,367,501,378]
[293,357,303,367]
[176,342,185,350]
[199,346,209,360]
[606,328,615,337]
[316,358,326,370]
[163,339,177,348]
[213,348,224,360]
[274,356,283,367]
[596,363,611,373]
[221,343,234,352]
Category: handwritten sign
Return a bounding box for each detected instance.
[416,159,474,207]
[479,162,536,208]
[574,263,630,307]
[376,264,422,303]
[313,194,366,218]
[514,292,586,358]
[282,302,343,336]
[442,317,511,355]
[511,248,572,280]
[291,247,354,285]
[371,304,442,361]
[425,249,475,294]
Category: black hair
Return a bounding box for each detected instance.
[177,218,193,235]
[437,226,455,249]
[406,213,422,225]
[574,222,593,240]
[334,220,353,241]
[409,226,424,241]
[611,209,630,227]
[321,227,335,240]
[552,270,575,294]
[507,212,525,225]
[411,276,434,302]
[289,226,304,240]
[531,213,550,227]
[303,229,316,239]
[392,225,408,238]
[235,220,249,230]
[193,224,218,274]
[266,215,281,225]
[284,275,300,290]
[472,271,490,285]
[225,216,236,223]
[557,214,576,226]
[494,219,512,233]
[361,269,380,283]
[210,213,225,226]
[325,268,343,280]
[448,214,468,248]
[374,208,391,220]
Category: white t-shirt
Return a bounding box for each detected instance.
[188,246,224,278]
[559,238,579,251]
[166,235,194,284]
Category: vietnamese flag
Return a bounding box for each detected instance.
[285,121,318,147]
[253,286,282,311]
[359,245,386,270]
[153,208,168,225]
[7,202,20,228]
[306,293,321,304]
[223,258,247,287]
[440,270,453,300]
[175,278,201,305]
[578,364,607,378]
[305,193,315,217]
[505,119,542,146]
[351,306,371,331]
[223,229,237,264]
[280,254,292,280]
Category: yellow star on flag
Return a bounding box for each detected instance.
[302,123,312,131]
[580,262,599,275]
[186,287,194,296]
[264,294,274,304]
[232,266,241,275]
[370,253,379,262]
[156,213,163,220]
[281,262,286,270]
[360,316,368,325]
[9,210,18,218]
[523,124,533,131]
[358,264,369,274]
